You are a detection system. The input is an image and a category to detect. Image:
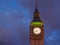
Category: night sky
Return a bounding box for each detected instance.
[0,0,60,45]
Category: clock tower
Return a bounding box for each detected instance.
[30,0,44,45]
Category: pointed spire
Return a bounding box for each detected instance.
[34,0,39,14]
[35,0,38,10]
[32,0,41,22]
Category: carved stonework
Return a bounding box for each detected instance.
[30,24,44,45]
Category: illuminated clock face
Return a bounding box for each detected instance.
[33,27,41,35]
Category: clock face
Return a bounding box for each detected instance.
[33,27,41,35]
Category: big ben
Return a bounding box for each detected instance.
[30,0,44,45]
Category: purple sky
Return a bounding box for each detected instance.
[0,0,60,45]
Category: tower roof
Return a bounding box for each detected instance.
[34,0,39,14]
[32,0,42,22]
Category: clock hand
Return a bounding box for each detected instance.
[35,30,38,32]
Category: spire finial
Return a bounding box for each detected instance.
[34,0,39,14]
[35,0,38,9]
